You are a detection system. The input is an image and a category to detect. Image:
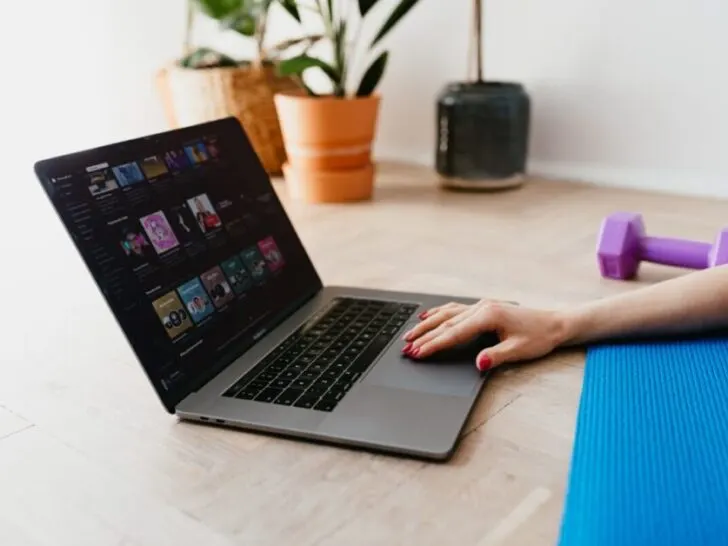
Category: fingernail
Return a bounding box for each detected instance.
[411,348,421,358]
[402,330,413,341]
[476,354,492,371]
[402,343,412,354]
[418,312,427,319]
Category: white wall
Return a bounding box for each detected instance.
[4,0,728,198]
[373,0,728,198]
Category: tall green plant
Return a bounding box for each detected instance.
[182,0,321,68]
[276,0,423,97]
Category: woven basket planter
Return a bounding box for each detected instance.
[156,62,301,176]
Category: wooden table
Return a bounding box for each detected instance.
[3,163,727,545]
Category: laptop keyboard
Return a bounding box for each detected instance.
[223,297,419,412]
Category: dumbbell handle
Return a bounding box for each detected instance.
[640,236,712,270]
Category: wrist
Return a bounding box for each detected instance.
[551,307,588,348]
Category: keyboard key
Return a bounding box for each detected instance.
[333,380,354,394]
[274,389,300,406]
[293,396,318,409]
[235,387,259,400]
[292,377,313,389]
[305,383,330,397]
[342,370,361,382]
[255,388,282,403]
[223,379,248,397]
[247,380,270,390]
[322,389,346,403]
[314,400,337,412]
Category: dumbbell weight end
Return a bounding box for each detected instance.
[597,212,728,280]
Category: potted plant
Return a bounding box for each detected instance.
[273,0,423,203]
[435,0,531,191]
[157,0,321,175]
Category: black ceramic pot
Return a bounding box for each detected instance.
[435,81,531,190]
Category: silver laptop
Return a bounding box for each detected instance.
[34,117,497,461]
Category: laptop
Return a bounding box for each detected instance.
[34,117,497,461]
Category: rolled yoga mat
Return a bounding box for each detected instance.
[558,335,728,546]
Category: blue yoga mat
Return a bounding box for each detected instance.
[558,335,728,546]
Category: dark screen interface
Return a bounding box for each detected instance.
[39,122,320,405]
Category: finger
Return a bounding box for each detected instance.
[410,310,484,359]
[418,302,465,321]
[475,338,522,371]
[407,306,477,349]
[403,305,466,342]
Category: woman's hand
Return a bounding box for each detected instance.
[402,300,568,371]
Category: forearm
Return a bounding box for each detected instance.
[558,266,728,346]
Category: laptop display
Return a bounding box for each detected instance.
[34,118,322,411]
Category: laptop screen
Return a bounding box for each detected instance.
[34,118,322,412]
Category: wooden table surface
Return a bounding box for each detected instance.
[4,162,727,545]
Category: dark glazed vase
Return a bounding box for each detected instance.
[436,81,531,190]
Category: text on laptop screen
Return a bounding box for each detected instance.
[36,119,321,410]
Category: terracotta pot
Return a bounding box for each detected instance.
[282,162,375,203]
[274,91,381,203]
[156,62,301,176]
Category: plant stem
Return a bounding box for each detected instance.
[314,0,344,96]
[344,17,364,97]
[184,0,195,55]
[255,7,268,65]
[474,0,483,82]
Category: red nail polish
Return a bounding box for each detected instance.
[418,312,427,319]
[402,343,412,353]
[411,348,420,358]
[477,354,492,371]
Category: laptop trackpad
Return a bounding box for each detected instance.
[364,334,496,397]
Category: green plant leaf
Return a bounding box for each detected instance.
[358,0,380,16]
[193,0,244,20]
[277,54,341,85]
[267,34,324,57]
[371,0,422,47]
[334,20,347,73]
[356,51,388,96]
[180,47,239,69]
[221,12,257,36]
[278,0,301,21]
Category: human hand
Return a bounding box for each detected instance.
[401,300,568,371]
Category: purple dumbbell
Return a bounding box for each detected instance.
[597,212,728,280]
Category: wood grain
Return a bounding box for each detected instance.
[4,162,726,545]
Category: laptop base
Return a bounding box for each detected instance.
[176,285,493,461]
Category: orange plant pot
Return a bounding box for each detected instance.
[282,162,375,204]
[274,91,381,203]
